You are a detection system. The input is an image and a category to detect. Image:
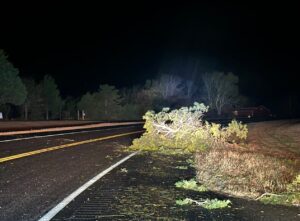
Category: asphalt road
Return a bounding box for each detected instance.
[0,125,143,221]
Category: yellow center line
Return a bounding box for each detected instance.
[0,130,144,163]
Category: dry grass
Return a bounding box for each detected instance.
[195,145,299,198]
[195,120,300,199]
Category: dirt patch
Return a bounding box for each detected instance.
[246,120,300,156]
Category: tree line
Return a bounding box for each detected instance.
[0,49,245,120]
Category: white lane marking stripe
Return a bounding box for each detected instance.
[0,125,137,143]
[38,151,139,221]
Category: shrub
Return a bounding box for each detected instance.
[226,120,248,143]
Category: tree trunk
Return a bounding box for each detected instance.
[46,107,49,120]
[104,100,108,116]
[24,104,28,120]
[216,102,222,115]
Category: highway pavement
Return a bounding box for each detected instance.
[0,125,143,221]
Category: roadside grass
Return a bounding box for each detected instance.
[258,174,300,206]
[176,198,231,209]
[175,166,188,170]
[196,144,300,201]
[259,192,300,206]
[175,179,207,192]
[186,158,195,168]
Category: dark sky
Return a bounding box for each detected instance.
[1,2,299,111]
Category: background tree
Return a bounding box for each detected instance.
[120,86,141,105]
[58,99,65,120]
[202,72,239,115]
[78,85,123,120]
[62,96,78,120]
[0,49,27,118]
[42,75,62,120]
[78,92,97,120]
[120,86,142,120]
[95,84,122,120]
[151,74,184,99]
[137,74,186,111]
[185,80,196,99]
[22,78,37,120]
[136,80,162,112]
[30,82,45,120]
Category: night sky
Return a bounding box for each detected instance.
[1,2,299,112]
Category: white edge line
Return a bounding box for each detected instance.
[0,125,137,143]
[38,151,139,221]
